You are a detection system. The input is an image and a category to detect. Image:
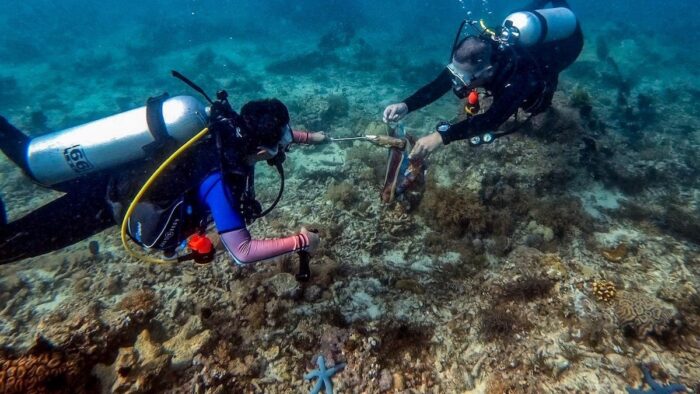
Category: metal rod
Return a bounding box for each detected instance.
[330,137,369,142]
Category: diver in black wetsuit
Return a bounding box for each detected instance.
[383,0,584,159]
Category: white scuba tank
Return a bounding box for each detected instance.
[25,95,208,186]
[501,7,578,47]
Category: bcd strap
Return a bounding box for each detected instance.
[531,10,549,46]
[143,93,174,154]
[0,196,6,226]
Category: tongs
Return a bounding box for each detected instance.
[331,135,406,149]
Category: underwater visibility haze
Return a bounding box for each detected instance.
[0,0,699,392]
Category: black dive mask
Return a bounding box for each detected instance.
[449,62,493,99]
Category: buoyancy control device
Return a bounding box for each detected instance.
[25,94,208,186]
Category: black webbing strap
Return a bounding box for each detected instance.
[143,93,173,154]
[531,10,549,46]
[0,195,6,226]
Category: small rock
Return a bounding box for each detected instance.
[394,279,424,294]
[263,345,280,361]
[605,353,629,374]
[73,277,91,293]
[163,315,214,370]
[88,240,100,256]
[182,271,197,285]
[104,276,121,295]
[524,233,544,248]
[393,372,405,391]
[546,355,570,377]
[625,364,643,386]
[378,369,393,392]
[0,273,22,293]
[265,273,301,299]
[303,285,322,301]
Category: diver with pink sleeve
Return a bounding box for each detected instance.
[0,74,327,268]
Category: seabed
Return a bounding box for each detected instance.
[0,11,699,394]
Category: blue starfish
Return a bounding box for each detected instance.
[626,365,687,394]
[304,355,346,394]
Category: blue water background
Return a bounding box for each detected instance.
[0,0,696,127]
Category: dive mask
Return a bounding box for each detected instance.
[448,62,491,99]
[259,124,293,157]
[448,63,475,88]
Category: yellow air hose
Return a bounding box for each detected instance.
[120,127,210,264]
[480,20,496,38]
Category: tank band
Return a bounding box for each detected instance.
[144,93,173,154]
[531,10,549,46]
[0,195,6,226]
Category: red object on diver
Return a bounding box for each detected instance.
[188,234,213,254]
[467,90,479,105]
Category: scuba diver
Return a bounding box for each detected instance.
[382,0,584,158]
[0,78,327,266]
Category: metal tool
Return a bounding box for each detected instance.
[331,135,406,149]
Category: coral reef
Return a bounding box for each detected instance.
[1,3,699,393]
[320,94,350,125]
[266,51,341,76]
[0,341,93,394]
[162,315,213,370]
[92,315,212,391]
[286,93,353,131]
[419,184,488,239]
[570,85,594,117]
[479,308,525,342]
[602,243,629,262]
[36,290,159,360]
[92,330,171,393]
[614,291,683,339]
[592,279,617,302]
[500,275,555,302]
[325,181,359,210]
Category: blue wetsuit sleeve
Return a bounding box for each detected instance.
[198,172,246,233]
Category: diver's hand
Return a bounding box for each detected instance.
[308,131,329,144]
[410,132,443,160]
[383,103,408,123]
[301,227,321,254]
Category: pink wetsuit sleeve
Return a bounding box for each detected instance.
[220,228,309,265]
[292,130,311,144]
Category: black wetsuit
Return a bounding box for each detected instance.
[403,0,583,144]
[0,117,113,263]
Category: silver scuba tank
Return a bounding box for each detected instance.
[501,7,577,47]
[26,95,208,186]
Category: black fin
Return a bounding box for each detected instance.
[0,116,32,174]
